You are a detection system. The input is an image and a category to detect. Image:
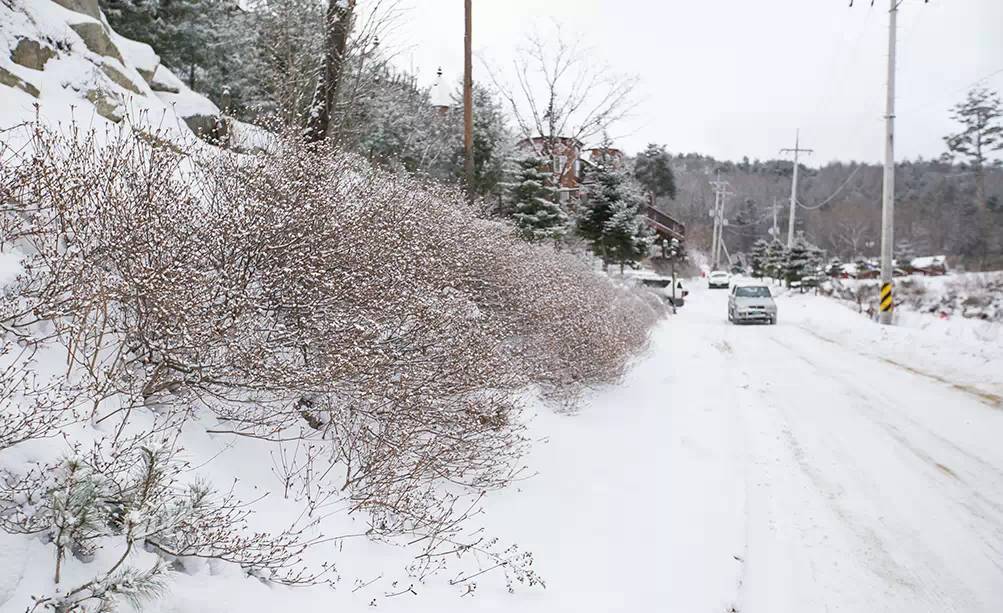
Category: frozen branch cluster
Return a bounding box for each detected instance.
[0,121,660,610]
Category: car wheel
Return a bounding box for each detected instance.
[770,316,777,325]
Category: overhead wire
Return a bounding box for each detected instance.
[796,165,867,210]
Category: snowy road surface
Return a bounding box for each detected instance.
[655,285,1003,612]
[119,284,1003,613]
[439,284,1003,613]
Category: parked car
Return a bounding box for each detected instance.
[708,270,731,289]
[637,274,688,306]
[728,284,777,325]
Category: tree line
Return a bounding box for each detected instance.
[653,87,1003,271]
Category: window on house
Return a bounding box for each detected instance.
[554,155,568,174]
[559,190,569,204]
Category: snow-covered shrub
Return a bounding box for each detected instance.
[1,435,328,612]
[823,274,1003,322]
[0,119,658,607]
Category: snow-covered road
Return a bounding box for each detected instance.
[419,283,1003,613]
[658,285,1003,612]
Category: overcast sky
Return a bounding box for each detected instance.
[381,0,1003,166]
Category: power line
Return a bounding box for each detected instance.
[797,165,866,210]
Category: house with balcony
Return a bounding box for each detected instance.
[516,136,584,204]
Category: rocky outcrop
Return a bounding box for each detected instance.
[0,66,39,97]
[148,65,181,93]
[182,115,229,145]
[50,0,102,20]
[85,88,124,123]
[101,63,142,94]
[11,38,56,71]
[69,22,124,64]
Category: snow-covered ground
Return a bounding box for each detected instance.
[3,252,1003,611]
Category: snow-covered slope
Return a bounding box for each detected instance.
[0,0,221,141]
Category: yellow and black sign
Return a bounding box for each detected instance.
[879,283,893,313]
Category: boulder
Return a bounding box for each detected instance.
[148,64,181,94]
[101,63,142,94]
[11,38,57,71]
[183,114,229,145]
[0,66,40,98]
[50,0,102,20]
[85,88,124,123]
[69,22,124,64]
[136,67,156,85]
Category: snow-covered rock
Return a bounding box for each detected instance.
[0,0,223,140]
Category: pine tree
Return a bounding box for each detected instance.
[764,240,787,283]
[784,239,812,289]
[603,198,654,273]
[895,238,916,269]
[750,239,770,278]
[634,143,677,200]
[578,160,651,270]
[505,155,566,242]
[826,257,843,278]
[944,87,1003,210]
[449,85,513,197]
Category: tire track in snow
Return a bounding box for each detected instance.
[763,334,1001,611]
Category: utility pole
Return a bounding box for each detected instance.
[709,175,733,270]
[780,129,813,248]
[878,0,898,324]
[463,0,474,194]
[851,0,927,324]
[771,197,781,240]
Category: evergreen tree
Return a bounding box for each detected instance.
[505,155,565,242]
[578,160,651,269]
[750,239,770,278]
[895,238,917,269]
[764,240,787,283]
[449,85,513,197]
[944,87,1003,210]
[826,257,843,278]
[634,143,677,200]
[603,198,654,273]
[784,239,812,289]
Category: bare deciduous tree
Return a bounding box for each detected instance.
[486,22,637,157]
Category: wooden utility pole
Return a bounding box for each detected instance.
[781,129,813,248]
[463,0,474,193]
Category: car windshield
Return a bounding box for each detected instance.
[735,286,771,298]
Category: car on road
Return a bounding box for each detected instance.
[728,284,777,324]
[708,270,731,289]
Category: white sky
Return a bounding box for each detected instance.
[382,0,1003,165]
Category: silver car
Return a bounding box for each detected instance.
[728,284,777,324]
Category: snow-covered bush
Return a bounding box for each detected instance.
[824,274,1003,322]
[0,119,658,609]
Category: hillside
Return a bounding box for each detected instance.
[0,0,242,144]
[656,153,1003,269]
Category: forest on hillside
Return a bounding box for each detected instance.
[657,154,1003,269]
